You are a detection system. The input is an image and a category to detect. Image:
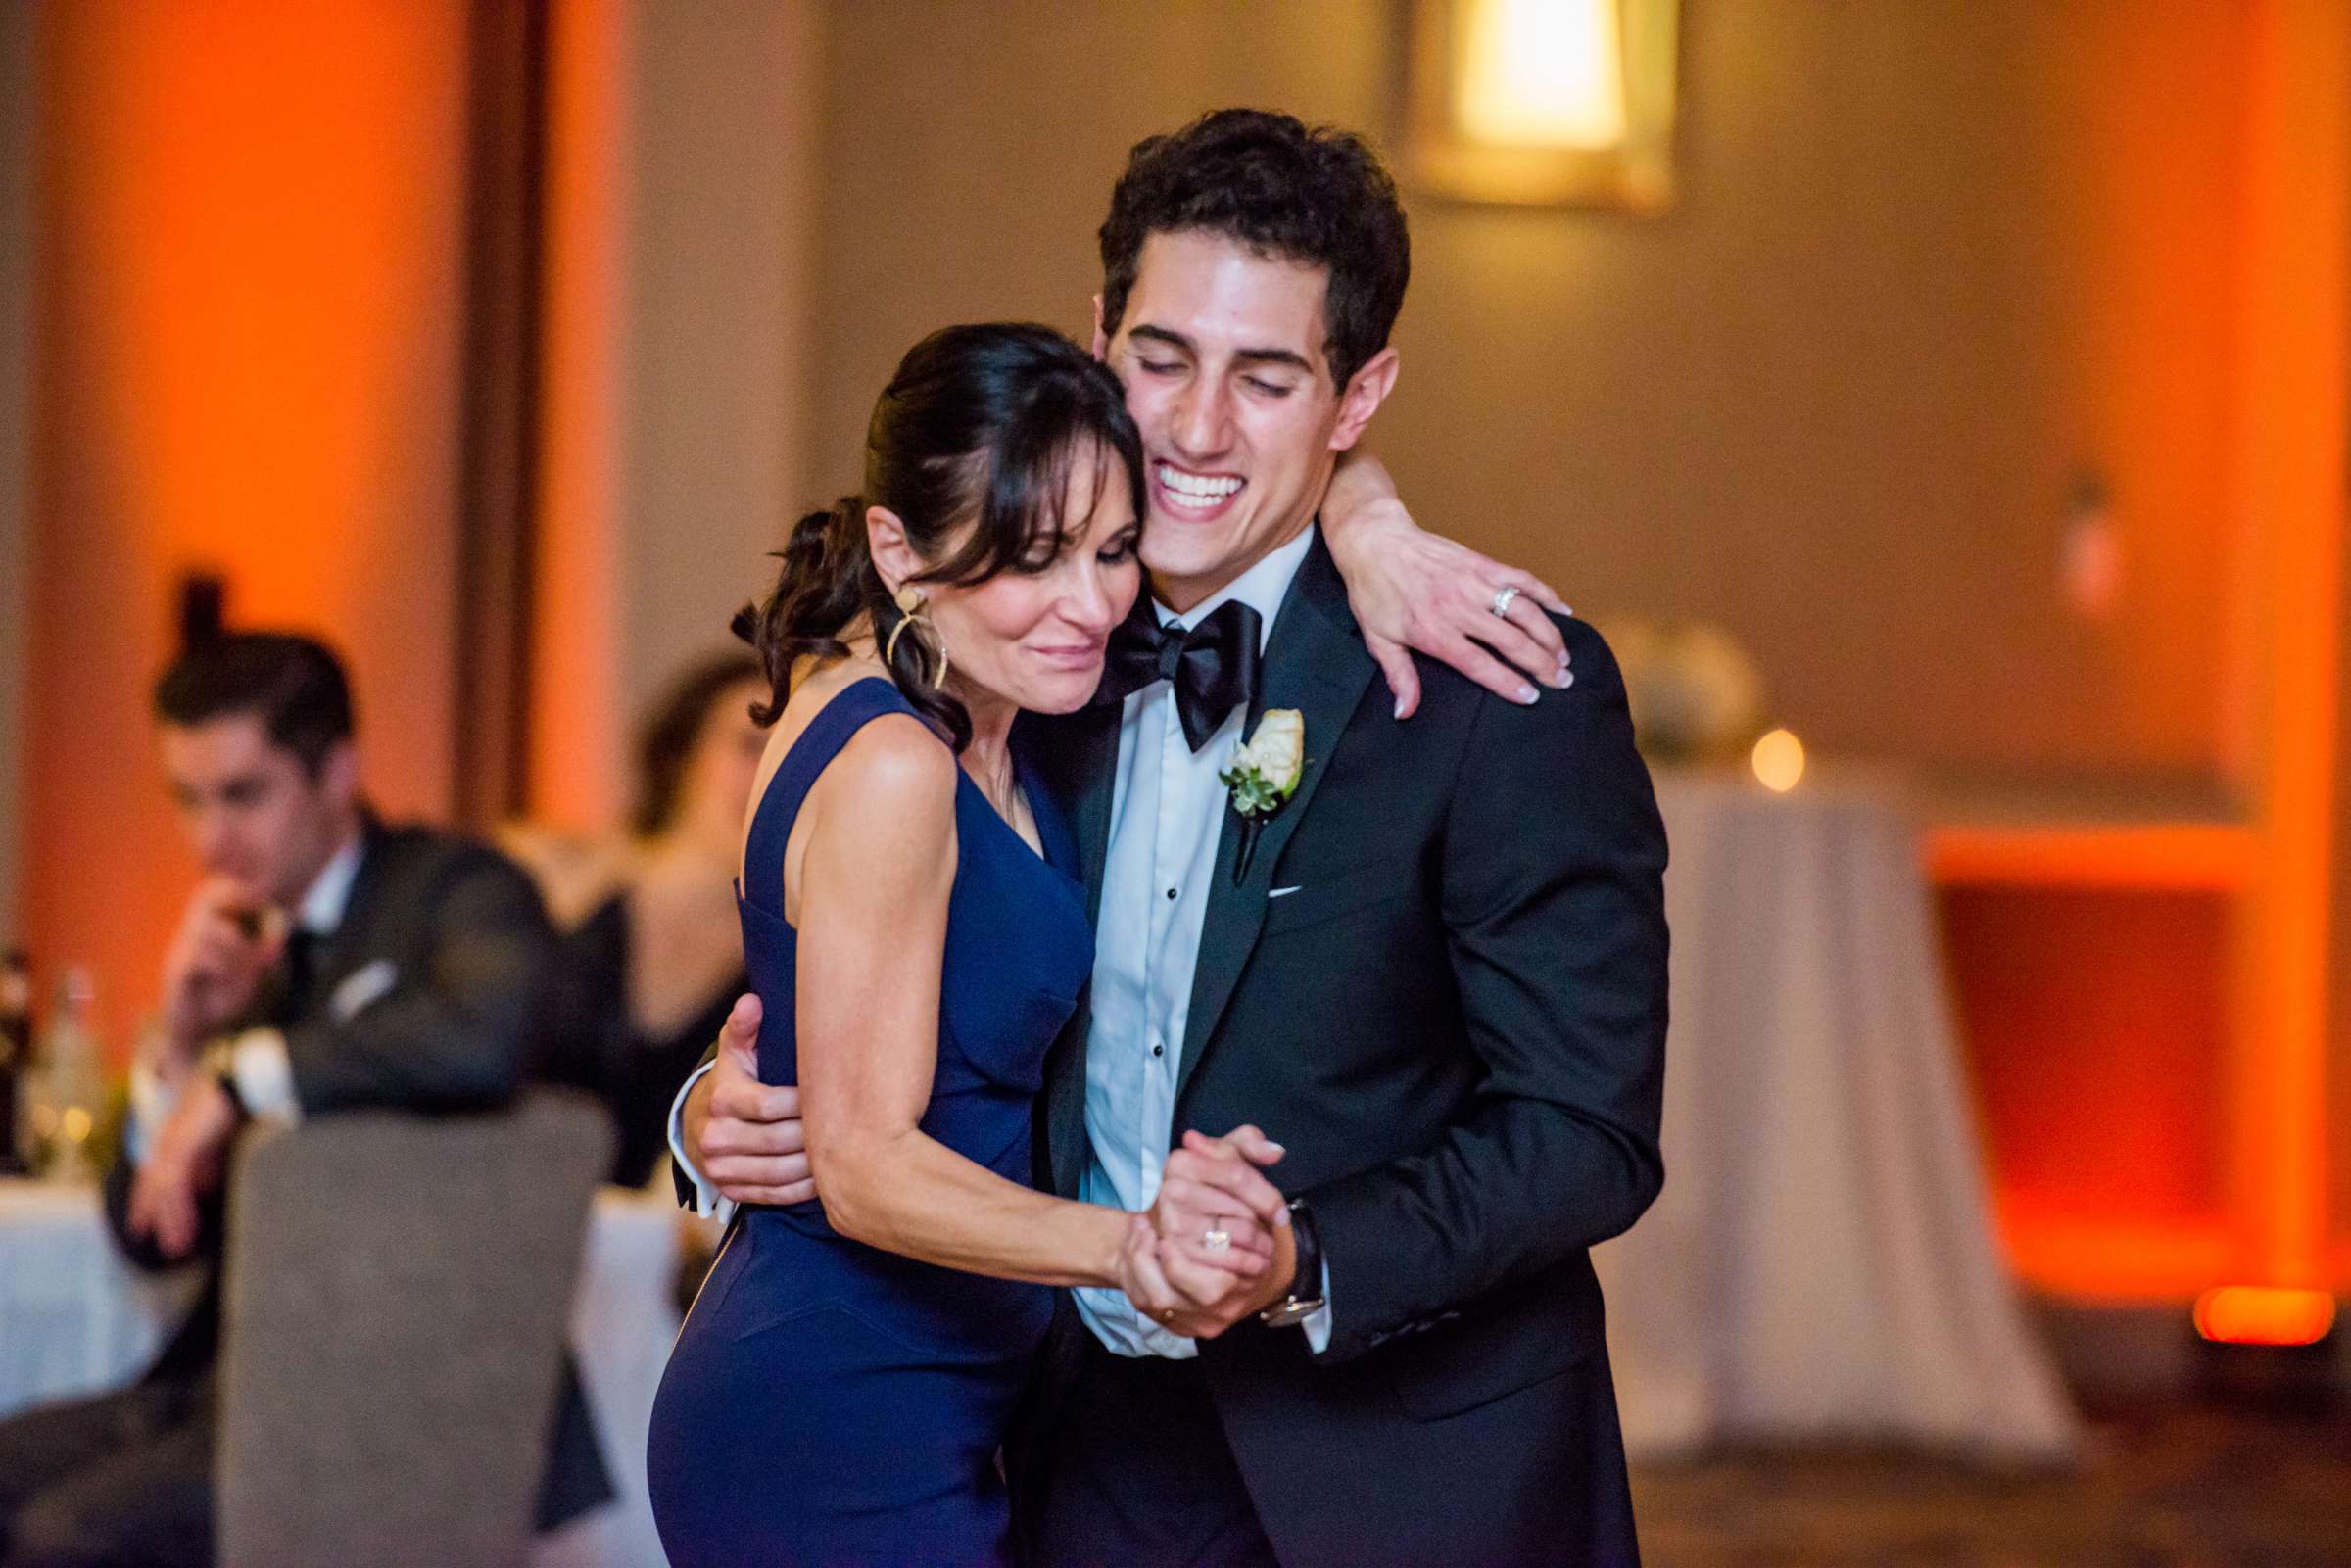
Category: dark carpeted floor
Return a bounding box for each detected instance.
[1632,1403,2351,1567]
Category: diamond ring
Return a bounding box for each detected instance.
[1201,1228,1232,1253]
[1489,584,1520,619]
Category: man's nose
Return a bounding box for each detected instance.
[1171,379,1232,459]
[192,815,236,871]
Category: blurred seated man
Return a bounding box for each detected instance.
[0,631,609,1568]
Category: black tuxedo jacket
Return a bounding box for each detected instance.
[1014,534,1669,1567]
[104,818,612,1528]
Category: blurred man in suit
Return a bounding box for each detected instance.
[0,632,608,1568]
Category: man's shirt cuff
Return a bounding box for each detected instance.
[667,1059,733,1222]
[1303,1259,1332,1354]
[225,1028,301,1125]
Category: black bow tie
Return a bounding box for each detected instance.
[1101,598,1263,751]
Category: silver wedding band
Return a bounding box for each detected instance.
[1489,584,1520,619]
[1201,1228,1232,1253]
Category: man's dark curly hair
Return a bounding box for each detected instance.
[153,631,355,778]
[1097,108,1410,390]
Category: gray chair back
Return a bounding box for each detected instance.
[216,1089,613,1568]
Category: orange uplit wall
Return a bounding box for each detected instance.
[528,0,632,835]
[25,0,470,1050]
[2222,0,2347,1294]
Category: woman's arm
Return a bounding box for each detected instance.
[1321,451,1575,719]
[792,718,1278,1295]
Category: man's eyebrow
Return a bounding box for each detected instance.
[1128,324,1193,355]
[1127,324,1316,376]
[1232,347,1314,376]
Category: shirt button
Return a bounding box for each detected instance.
[1166,887,1178,900]
[1151,1042,1165,1057]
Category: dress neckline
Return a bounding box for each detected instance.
[737,676,1079,920]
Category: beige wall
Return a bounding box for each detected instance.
[800,0,2249,784]
[618,0,822,725]
[0,2,35,947]
[531,0,821,830]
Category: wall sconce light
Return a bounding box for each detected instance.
[1404,0,1680,210]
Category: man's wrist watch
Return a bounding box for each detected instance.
[1258,1198,1326,1329]
[198,1039,248,1119]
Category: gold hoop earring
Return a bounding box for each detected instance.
[885,584,950,688]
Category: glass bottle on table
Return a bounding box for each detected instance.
[0,950,30,1175]
[27,966,105,1182]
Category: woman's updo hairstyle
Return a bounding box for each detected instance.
[734,322,1146,750]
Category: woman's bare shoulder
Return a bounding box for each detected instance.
[805,711,958,860]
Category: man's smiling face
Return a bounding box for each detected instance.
[1095,229,1395,613]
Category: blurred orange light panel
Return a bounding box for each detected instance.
[27,0,467,1049]
[2191,1286,2336,1346]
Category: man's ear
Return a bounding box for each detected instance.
[1090,294,1110,361]
[866,505,921,596]
[1327,347,1400,453]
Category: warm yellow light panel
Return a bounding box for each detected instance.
[1453,0,1627,149]
[1751,728,1805,793]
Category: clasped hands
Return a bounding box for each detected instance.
[1114,1126,1292,1340]
[687,996,1294,1340]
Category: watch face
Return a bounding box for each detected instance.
[1260,1297,1326,1329]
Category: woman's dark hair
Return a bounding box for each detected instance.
[735,322,1146,750]
[152,630,356,778]
[1098,108,1411,390]
[630,650,762,836]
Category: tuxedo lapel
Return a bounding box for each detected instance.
[1174,533,1375,1110]
[1064,710,1122,926]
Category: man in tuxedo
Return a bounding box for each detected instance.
[679,110,1668,1566]
[0,632,608,1568]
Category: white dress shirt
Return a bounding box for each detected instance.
[669,527,1330,1351]
[1077,524,1328,1358]
[129,835,363,1149]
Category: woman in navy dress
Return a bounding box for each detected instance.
[646,325,1286,1567]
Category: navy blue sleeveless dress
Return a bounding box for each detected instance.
[646,678,1093,1568]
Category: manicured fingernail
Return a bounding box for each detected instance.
[1559,670,1574,689]
[1517,685,1539,705]
[1393,694,1408,719]
[1275,1206,1293,1225]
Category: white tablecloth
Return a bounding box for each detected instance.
[0,1181,199,1413]
[0,1178,691,1568]
[1594,769,2077,1460]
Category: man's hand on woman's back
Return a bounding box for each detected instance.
[687,994,817,1207]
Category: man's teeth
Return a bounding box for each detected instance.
[1157,463,1242,508]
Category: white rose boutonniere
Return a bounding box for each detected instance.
[1220,708,1305,881]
